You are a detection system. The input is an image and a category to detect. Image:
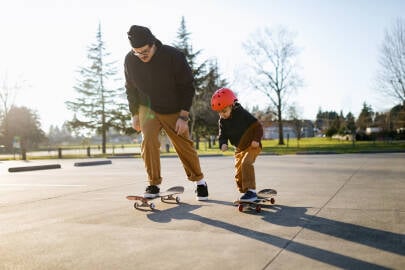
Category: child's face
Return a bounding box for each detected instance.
[218,106,232,119]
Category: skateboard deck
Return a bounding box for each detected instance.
[126,186,184,210]
[233,188,277,213]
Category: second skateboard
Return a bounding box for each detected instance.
[233,188,277,213]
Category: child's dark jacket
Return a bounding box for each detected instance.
[218,103,263,151]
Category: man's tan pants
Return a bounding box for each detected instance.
[139,105,204,185]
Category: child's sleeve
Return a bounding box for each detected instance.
[252,121,264,142]
[218,120,228,147]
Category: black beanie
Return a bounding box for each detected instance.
[127,25,156,48]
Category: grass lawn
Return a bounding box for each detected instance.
[259,137,405,155]
[191,137,405,156]
[2,137,404,160]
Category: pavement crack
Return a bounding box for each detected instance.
[262,160,368,269]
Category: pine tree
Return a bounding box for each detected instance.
[172,16,207,140]
[198,60,228,143]
[66,23,126,154]
[345,112,357,134]
[173,17,227,148]
[356,102,374,132]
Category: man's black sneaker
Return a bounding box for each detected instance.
[195,184,209,201]
[144,185,160,198]
[239,190,257,202]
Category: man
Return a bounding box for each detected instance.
[124,25,208,200]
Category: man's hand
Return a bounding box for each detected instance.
[132,115,141,132]
[221,144,228,152]
[175,110,189,135]
[175,118,189,135]
[251,141,259,148]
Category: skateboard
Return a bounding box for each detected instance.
[126,186,184,210]
[233,188,277,213]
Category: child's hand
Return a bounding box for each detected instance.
[251,141,259,148]
[221,144,228,151]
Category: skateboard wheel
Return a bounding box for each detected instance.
[270,198,275,204]
[134,202,139,209]
[255,205,261,213]
[175,196,181,203]
[238,204,244,212]
[149,203,156,210]
[160,197,165,202]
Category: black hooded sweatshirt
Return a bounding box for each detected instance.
[218,103,264,151]
[124,39,195,116]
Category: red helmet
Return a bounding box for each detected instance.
[211,88,237,111]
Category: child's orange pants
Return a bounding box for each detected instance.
[234,146,261,193]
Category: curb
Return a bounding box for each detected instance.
[8,164,62,173]
[74,160,112,167]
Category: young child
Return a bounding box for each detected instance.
[211,88,263,202]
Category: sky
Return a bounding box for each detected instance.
[1,0,404,131]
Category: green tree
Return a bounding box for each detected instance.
[172,17,227,149]
[390,104,405,131]
[315,109,339,136]
[345,112,357,146]
[172,17,207,140]
[66,23,127,154]
[196,60,227,148]
[356,102,374,132]
[345,112,357,134]
[47,122,75,145]
[0,106,45,151]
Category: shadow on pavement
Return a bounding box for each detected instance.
[262,205,404,256]
[146,202,404,269]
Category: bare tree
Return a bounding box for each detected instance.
[243,27,302,145]
[376,18,405,106]
[0,72,24,119]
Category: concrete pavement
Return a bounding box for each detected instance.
[0,153,404,269]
